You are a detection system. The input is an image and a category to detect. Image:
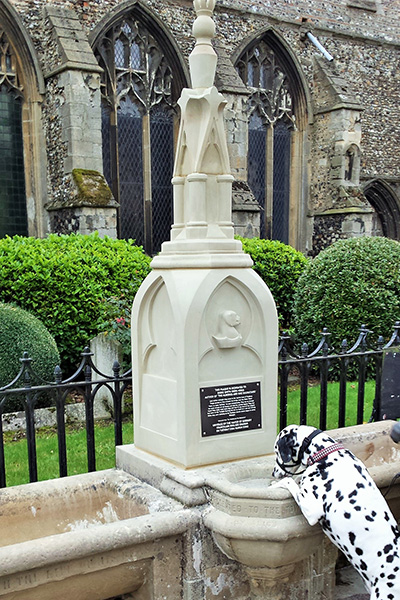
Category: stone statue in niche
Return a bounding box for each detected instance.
[213,310,243,348]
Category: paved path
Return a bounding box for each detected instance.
[334,566,369,600]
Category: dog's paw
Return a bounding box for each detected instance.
[270,478,292,489]
[270,477,301,501]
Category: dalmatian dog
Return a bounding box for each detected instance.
[271,424,400,600]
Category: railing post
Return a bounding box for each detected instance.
[54,365,68,477]
[21,353,38,483]
[82,348,96,472]
[0,414,5,488]
[319,330,331,430]
[113,360,123,447]
[338,339,349,428]
[299,343,309,425]
[370,335,384,422]
[279,342,290,431]
[356,325,369,424]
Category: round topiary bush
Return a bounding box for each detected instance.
[0,303,60,411]
[238,237,309,328]
[293,236,400,349]
[0,233,151,374]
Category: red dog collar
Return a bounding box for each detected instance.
[307,443,345,466]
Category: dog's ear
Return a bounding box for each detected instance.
[277,434,296,463]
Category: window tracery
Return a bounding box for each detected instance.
[0,28,23,96]
[236,40,295,128]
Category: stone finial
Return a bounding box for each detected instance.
[152,0,253,266]
[193,0,216,15]
[189,0,217,88]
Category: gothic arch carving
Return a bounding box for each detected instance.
[363,178,400,240]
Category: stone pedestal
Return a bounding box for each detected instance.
[132,265,277,468]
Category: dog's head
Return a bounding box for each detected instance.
[272,424,321,478]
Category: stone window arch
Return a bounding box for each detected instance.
[234,29,310,247]
[363,178,400,240]
[0,0,45,238]
[0,27,27,237]
[91,2,189,255]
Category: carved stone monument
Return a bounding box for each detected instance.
[128,0,278,468]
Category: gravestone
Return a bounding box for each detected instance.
[90,333,123,418]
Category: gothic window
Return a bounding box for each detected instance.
[363,179,400,240]
[0,28,28,238]
[236,39,297,243]
[94,15,178,255]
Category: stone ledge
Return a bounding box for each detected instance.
[347,0,377,12]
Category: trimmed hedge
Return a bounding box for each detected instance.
[0,303,60,410]
[238,237,309,328]
[293,237,400,349]
[0,234,151,373]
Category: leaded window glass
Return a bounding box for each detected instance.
[94,16,176,254]
[237,40,295,243]
[0,28,28,238]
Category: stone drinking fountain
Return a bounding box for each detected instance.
[1,2,400,599]
[117,1,338,597]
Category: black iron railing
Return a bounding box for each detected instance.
[278,322,400,432]
[0,347,131,488]
[1,322,400,488]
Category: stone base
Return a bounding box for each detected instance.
[116,444,277,506]
[116,446,338,599]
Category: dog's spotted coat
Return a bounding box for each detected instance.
[272,425,400,600]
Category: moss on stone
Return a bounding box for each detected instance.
[71,169,114,207]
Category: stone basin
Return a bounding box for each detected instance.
[329,420,400,486]
[0,469,149,546]
[202,420,400,598]
[329,420,400,517]
[0,469,197,600]
[203,460,324,573]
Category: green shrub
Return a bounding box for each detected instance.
[0,234,151,373]
[293,237,400,350]
[238,237,309,328]
[0,303,60,411]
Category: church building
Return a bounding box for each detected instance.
[1,0,399,255]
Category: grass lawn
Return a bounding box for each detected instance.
[3,421,134,488]
[2,379,376,487]
[282,379,376,430]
